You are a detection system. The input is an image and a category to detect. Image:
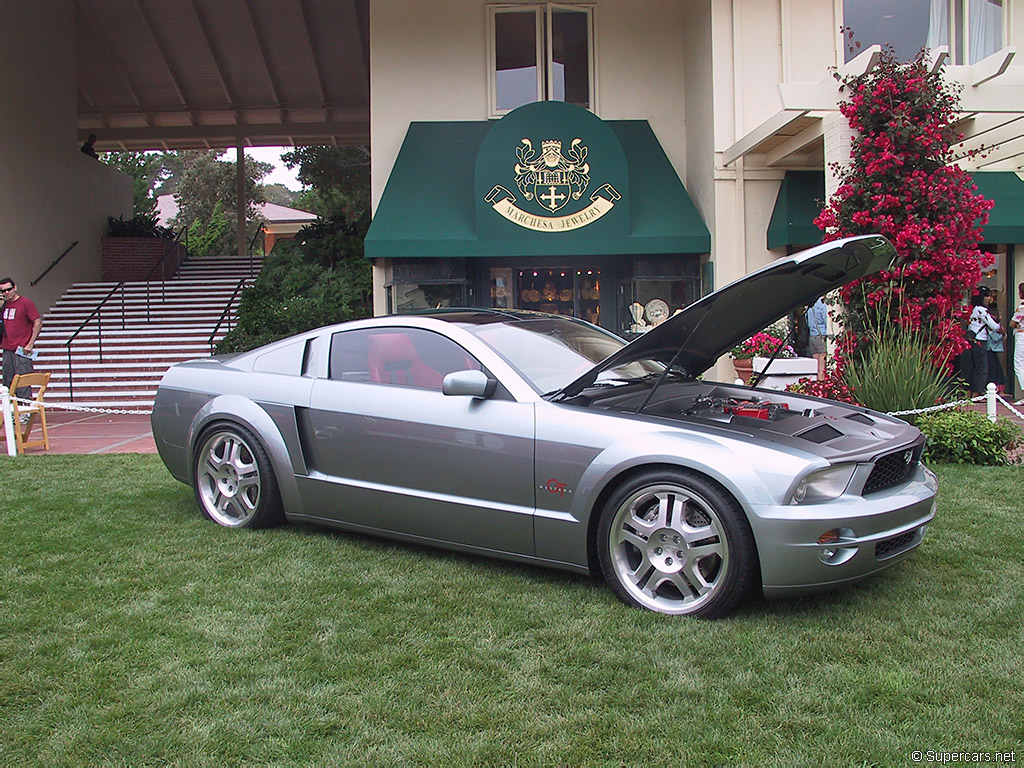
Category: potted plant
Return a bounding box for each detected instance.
[730,322,796,382]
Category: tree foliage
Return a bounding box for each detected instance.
[281,146,370,218]
[216,210,372,354]
[170,150,272,257]
[104,151,169,217]
[804,46,994,401]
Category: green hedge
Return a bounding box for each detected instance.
[916,408,1022,465]
[216,212,371,354]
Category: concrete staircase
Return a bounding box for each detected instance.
[34,256,262,410]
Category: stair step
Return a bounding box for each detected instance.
[30,256,260,410]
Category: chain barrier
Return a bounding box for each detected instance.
[886,395,984,418]
[886,389,1024,421]
[8,395,154,416]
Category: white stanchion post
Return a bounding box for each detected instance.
[1,385,17,457]
[986,382,997,423]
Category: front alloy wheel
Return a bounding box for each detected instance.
[597,470,756,617]
[194,425,283,528]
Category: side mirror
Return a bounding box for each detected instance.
[442,369,497,398]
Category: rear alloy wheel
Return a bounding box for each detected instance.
[193,424,284,529]
[597,470,756,617]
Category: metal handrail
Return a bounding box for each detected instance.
[65,282,126,402]
[247,227,264,278]
[144,227,188,321]
[207,278,249,354]
[206,230,263,353]
[30,241,79,287]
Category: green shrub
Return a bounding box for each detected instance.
[107,212,173,239]
[916,408,1022,465]
[843,307,955,413]
[216,211,371,354]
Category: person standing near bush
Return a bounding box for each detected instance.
[967,286,1001,397]
[1011,281,1024,404]
[805,297,828,381]
[0,278,42,409]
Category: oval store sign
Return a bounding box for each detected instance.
[475,102,630,246]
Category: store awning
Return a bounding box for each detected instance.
[365,109,710,259]
[766,171,825,250]
[973,172,1024,244]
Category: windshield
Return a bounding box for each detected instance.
[464,316,663,393]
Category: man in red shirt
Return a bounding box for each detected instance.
[1,277,43,404]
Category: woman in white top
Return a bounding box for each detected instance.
[967,286,1002,397]
[1009,281,1024,403]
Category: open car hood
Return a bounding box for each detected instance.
[555,235,896,398]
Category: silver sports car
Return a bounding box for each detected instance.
[152,234,937,618]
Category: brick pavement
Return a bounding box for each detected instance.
[4,398,1022,457]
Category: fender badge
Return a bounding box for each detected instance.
[542,478,571,497]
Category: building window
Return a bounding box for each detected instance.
[843,0,1006,65]
[386,259,471,314]
[489,4,594,116]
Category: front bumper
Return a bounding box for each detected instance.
[750,464,938,597]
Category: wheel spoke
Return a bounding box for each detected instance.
[625,558,654,590]
[684,559,714,593]
[686,539,723,561]
[665,571,698,598]
[618,526,649,550]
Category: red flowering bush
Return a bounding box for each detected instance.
[815,46,994,374]
[730,331,795,360]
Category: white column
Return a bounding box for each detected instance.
[823,111,856,203]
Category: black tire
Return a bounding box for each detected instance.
[192,423,285,529]
[596,469,757,617]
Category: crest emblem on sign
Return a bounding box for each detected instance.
[484,135,620,232]
[515,138,590,212]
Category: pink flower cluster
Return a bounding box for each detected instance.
[730,332,795,360]
[815,47,994,371]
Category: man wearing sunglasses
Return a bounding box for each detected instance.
[1,278,42,410]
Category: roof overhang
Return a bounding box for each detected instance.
[724,45,1024,173]
[75,0,370,151]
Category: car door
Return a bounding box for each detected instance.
[301,326,536,555]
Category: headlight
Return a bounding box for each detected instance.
[789,465,856,505]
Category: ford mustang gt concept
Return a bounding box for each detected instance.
[152,235,937,617]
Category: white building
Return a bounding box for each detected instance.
[2,1,1022,381]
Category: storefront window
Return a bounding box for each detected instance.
[843,0,1004,64]
[514,267,601,325]
[388,259,470,313]
[618,256,700,337]
[490,4,594,116]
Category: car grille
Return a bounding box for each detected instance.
[875,528,921,560]
[863,444,921,494]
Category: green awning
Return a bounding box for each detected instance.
[973,172,1024,244]
[365,107,710,259]
[766,171,825,250]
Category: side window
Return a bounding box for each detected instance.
[329,328,482,391]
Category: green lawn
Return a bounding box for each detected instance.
[1,456,1021,766]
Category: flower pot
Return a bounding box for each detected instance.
[731,358,753,383]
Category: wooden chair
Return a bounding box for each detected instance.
[8,372,50,453]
